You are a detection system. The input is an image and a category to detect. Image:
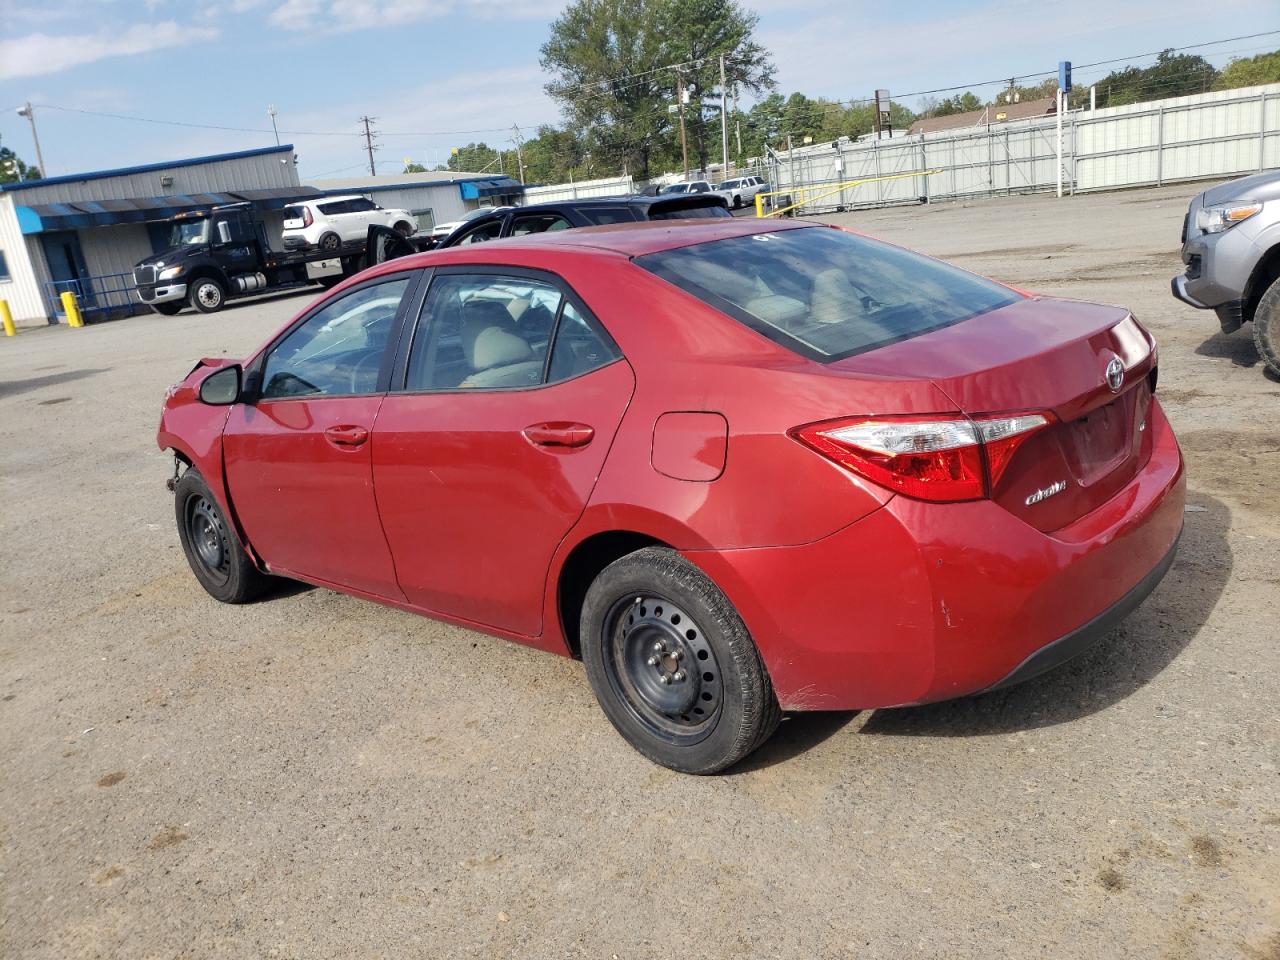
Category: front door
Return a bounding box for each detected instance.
[40,231,95,309]
[222,273,416,597]
[210,211,259,278]
[373,270,634,636]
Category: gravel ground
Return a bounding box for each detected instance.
[1,183,1277,959]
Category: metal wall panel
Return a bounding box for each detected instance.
[7,151,300,206]
[769,83,1279,213]
[523,176,635,203]
[0,196,47,322]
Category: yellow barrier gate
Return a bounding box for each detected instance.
[755,169,942,219]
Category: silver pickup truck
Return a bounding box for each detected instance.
[1172,170,1280,376]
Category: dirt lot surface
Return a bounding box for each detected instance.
[2,183,1277,959]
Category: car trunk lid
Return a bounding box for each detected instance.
[831,297,1157,531]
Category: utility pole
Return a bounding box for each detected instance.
[511,124,526,183]
[267,105,280,146]
[359,115,378,177]
[733,83,742,164]
[16,103,46,178]
[719,54,729,176]
[677,73,689,180]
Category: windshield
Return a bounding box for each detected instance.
[169,219,210,248]
[636,226,1022,362]
[659,184,689,194]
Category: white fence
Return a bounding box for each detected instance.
[768,83,1280,214]
[523,175,635,204]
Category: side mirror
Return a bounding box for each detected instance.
[199,364,241,405]
[216,220,232,244]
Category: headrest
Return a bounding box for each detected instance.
[467,325,534,372]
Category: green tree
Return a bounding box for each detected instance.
[927,92,983,118]
[446,142,504,174]
[403,162,427,173]
[1090,50,1217,107]
[520,125,590,184]
[540,0,774,177]
[0,143,40,183]
[1213,50,1280,90]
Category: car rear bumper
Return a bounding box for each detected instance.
[281,236,310,250]
[686,399,1186,711]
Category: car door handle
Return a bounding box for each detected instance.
[324,425,370,448]
[523,422,594,448]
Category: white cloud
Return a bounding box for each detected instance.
[0,21,221,80]
[269,0,451,31]
[266,0,560,32]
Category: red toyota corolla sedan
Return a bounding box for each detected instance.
[158,218,1184,773]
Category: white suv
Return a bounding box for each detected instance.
[715,176,767,209]
[282,195,416,253]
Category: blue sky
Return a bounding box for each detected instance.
[1,0,1277,182]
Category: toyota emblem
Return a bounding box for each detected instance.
[1105,357,1124,393]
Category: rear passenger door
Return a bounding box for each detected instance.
[372,268,635,636]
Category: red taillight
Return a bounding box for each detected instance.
[302,206,314,228]
[791,412,1052,503]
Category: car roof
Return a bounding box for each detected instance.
[311,194,366,204]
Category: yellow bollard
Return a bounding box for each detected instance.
[60,290,84,328]
[0,300,15,337]
[755,193,764,218]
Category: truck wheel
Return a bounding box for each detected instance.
[189,278,225,314]
[580,547,781,774]
[318,231,341,254]
[1253,276,1280,377]
[394,221,414,237]
[150,302,183,316]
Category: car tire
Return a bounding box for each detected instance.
[174,469,271,604]
[189,277,225,314]
[1252,275,1280,377]
[580,546,781,774]
[318,231,341,254]
[393,221,413,237]
[150,302,183,316]
[733,195,742,209]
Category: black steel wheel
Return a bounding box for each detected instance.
[602,594,724,744]
[581,547,780,774]
[186,493,231,587]
[173,469,270,603]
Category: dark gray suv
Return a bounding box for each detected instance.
[1172,170,1280,376]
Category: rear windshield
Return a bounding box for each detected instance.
[636,226,1021,362]
[283,205,305,222]
[649,202,730,221]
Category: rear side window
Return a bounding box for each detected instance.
[636,226,1022,362]
[318,201,347,215]
[511,214,572,236]
[577,207,639,226]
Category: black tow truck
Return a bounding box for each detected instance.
[132,202,368,316]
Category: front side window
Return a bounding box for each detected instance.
[261,277,412,399]
[347,197,378,213]
[637,226,1022,362]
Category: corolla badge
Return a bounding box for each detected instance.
[1025,480,1068,506]
[1105,356,1125,393]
